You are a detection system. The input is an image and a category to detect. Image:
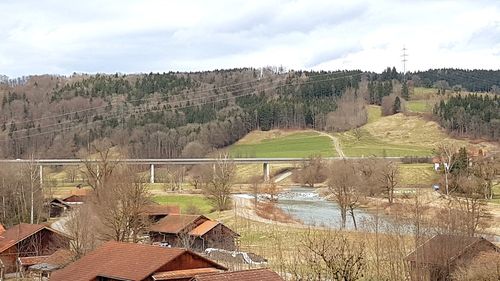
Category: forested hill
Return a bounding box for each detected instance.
[411,69,500,92]
[0,69,361,158]
[1,67,497,159]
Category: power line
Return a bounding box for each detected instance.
[1,72,363,143]
[401,46,408,78]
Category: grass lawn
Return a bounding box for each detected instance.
[399,163,439,186]
[367,105,382,124]
[228,131,336,158]
[412,87,438,100]
[153,194,213,214]
[336,128,433,157]
[406,100,434,113]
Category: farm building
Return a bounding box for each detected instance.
[50,241,227,281]
[0,223,71,273]
[405,234,500,281]
[191,268,284,281]
[48,198,72,218]
[149,214,239,251]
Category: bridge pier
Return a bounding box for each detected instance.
[263,162,270,182]
[150,164,155,184]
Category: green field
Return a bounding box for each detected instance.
[399,163,439,186]
[229,131,336,158]
[406,100,434,113]
[336,128,433,157]
[153,194,213,214]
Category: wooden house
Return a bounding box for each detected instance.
[149,214,239,251]
[0,223,71,273]
[405,234,500,281]
[50,241,227,281]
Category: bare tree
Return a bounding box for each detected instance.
[288,228,366,281]
[294,155,327,188]
[377,160,399,204]
[435,142,459,195]
[327,160,361,229]
[201,153,236,211]
[65,205,100,260]
[92,168,151,242]
[249,175,262,208]
[80,139,121,193]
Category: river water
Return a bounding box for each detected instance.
[275,187,397,231]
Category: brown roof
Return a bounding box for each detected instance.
[189,221,220,237]
[18,255,50,266]
[193,268,284,281]
[0,223,45,253]
[150,215,208,234]
[405,235,495,265]
[62,194,86,203]
[152,268,222,280]
[44,249,73,266]
[141,204,181,216]
[50,241,226,281]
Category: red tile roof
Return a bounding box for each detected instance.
[0,223,45,253]
[18,255,50,267]
[152,267,222,280]
[150,215,207,234]
[141,204,181,216]
[50,241,226,281]
[193,268,284,281]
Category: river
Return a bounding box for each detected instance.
[275,187,398,231]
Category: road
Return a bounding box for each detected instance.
[316,131,346,158]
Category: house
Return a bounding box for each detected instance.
[17,248,73,279]
[405,234,500,281]
[191,268,284,281]
[141,204,181,223]
[50,241,227,281]
[61,194,87,205]
[149,214,239,251]
[0,223,71,273]
[48,198,72,218]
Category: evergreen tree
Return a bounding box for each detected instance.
[402,81,409,100]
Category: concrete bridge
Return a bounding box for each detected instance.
[0,157,419,184]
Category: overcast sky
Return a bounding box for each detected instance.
[1,0,499,77]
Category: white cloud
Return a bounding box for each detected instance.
[0,0,499,77]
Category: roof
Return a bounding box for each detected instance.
[405,235,495,265]
[62,194,87,203]
[19,249,72,268]
[0,223,52,253]
[141,204,181,216]
[189,221,220,237]
[50,241,226,281]
[152,268,222,280]
[192,268,284,281]
[150,215,207,234]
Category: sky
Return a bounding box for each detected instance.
[1,0,499,77]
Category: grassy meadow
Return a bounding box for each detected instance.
[228,131,336,158]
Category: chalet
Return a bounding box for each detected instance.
[149,214,239,251]
[191,268,284,281]
[405,234,500,281]
[140,204,181,223]
[50,241,227,281]
[0,223,71,273]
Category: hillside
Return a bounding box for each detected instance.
[0,68,497,159]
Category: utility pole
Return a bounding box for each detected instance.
[401,46,408,80]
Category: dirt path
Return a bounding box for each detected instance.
[316,131,345,158]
